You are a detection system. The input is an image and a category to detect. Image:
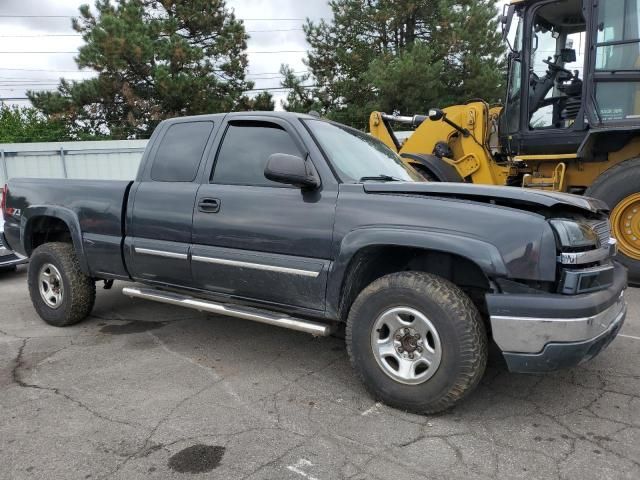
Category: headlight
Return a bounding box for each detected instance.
[549,219,600,250]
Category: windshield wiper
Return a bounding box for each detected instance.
[359,174,403,182]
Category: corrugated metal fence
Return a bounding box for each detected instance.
[0,140,148,185]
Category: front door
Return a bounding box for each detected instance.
[508,0,590,155]
[191,117,337,311]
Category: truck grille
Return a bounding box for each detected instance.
[590,220,611,249]
[557,218,615,294]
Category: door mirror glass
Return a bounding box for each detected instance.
[264,153,320,189]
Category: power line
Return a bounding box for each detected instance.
[0,71,308,80]
[0,51,78,54]
[0,34,81,38]
[0,15,304,20]
[0,83,319,100]
[0,67,92,73]
[0,28,304,37]
[0,15,75,18]
[0,49,306,54]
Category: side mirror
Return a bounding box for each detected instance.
[264,153,320,189]
[561,48,576,63]
[428,108,445,121]
[501,5,516,43]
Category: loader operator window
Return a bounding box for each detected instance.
[594,0,640,122]
[528,0,586,130]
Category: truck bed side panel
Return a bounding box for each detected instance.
[5,178,133,278]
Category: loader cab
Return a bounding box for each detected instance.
[499,0,640,156]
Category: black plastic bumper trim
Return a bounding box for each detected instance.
[486,262,627,319]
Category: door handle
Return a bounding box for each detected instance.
[198,198,221,213]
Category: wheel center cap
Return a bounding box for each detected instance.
[401,336,418,352]
[397,329,420,353]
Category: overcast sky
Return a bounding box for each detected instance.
[0,0,332,109]
[0,0,506,110]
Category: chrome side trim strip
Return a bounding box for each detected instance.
[122,287,332,336]
[490,292,626,354]
[192,255,321,278]
[134,247,188,260]
[558,238,617,265]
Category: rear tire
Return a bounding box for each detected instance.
[346,272,487,414]
[28,242,96,327]
[586,158,640,285]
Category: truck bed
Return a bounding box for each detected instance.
[3,178,133,278]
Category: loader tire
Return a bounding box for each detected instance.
[587,158,640,286]
[346,271,487,414]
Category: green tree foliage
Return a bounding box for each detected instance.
[279,64,325,113]
[237,91,276,111]
[282,0,505,127]
[0,105,70,143]
[29,0,255,139]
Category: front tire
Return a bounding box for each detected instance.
[346,272,487,414]
[28,242,96,327]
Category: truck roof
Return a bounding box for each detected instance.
[159,111,319,126]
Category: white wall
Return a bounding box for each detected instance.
[0,140,148,185]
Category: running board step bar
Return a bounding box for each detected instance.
[122,287,333,337]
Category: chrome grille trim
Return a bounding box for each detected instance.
[590,219,611,249]
[558,238,617,265]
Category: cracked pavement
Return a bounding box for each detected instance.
[1,266,639,480]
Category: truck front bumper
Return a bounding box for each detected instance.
[486,263,627,373]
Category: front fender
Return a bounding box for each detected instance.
[326,227,507,317]
[21,206,89,274]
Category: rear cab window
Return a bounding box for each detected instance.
[151,121,214,182]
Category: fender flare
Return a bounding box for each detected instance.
[21,205,90,274]
[326,227,507,318]
[401,153,464,182]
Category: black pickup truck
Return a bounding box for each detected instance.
[2,112,628,413]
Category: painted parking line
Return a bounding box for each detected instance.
[618,334,640,341]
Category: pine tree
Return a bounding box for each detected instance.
[279,65,325,113]
[237,91,276,111]
[29,0,254,139]
[283,0,505,127]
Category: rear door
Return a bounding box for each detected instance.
[126,120,215,287]
[191,116,338,311]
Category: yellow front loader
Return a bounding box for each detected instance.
[370,0,640,283]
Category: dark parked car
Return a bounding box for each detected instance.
[0,217,27,271]
[2,112,627,413]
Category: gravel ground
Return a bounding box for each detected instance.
[1,265,639,480]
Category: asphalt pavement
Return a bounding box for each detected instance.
[1,265,639,480]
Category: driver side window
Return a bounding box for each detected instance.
[528,2,586,130]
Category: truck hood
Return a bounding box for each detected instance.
[363,182,609,214]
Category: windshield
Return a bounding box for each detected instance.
[304,119,422,183]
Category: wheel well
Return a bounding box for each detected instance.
[338,246,491,322]
[25,216,72,255]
